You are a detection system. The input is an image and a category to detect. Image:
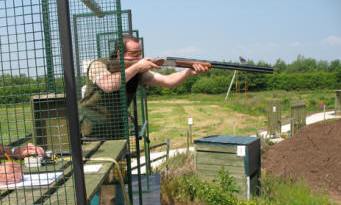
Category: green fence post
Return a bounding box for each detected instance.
[42,0,55,92]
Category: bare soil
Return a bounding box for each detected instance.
[263,119,341,201]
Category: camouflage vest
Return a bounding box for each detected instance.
[79,58,140,139]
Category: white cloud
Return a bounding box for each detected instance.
[322,35,341,46]
[160,46,202,57]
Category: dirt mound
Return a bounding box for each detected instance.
[262,119,341,199]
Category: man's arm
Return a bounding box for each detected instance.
[90,59,159,93]
[140,64,210,88]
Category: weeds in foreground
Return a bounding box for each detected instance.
[257,174,332,205]
[160,153,333,205]
[163,167,240,205]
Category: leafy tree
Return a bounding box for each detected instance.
[316,60,329,71]
[288,55,317,72]
[329,59,341,72]
[273,59,287,73]
[336,69,341,88]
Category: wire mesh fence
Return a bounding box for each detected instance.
[0,0,135,204]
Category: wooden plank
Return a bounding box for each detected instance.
[195,144,237,153]
[23,160,69,174]
[43,140,127,205]
[0,165,73,205]
[197,169,246,180]
[196,164,245,176]
[196,152,244,167]
[197,169,246,185]
[22,141,101,173]
[0,188,51,205]
[197,170,248,197]
[0,142,101,205]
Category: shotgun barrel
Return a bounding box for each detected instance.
[165,57,273,73]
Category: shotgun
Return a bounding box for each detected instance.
[105,57,273,73]
[163,57,273,73]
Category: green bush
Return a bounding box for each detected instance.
[192,76,231,94]
[147,71,337,96]
[161,153,333,205]
[169,169,240,205]
[267,72,337,91]
[166,172,332,205]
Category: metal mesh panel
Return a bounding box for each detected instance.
[72,9,132,93]
[0,0,72,204]
[290,101,306,136]
[0,0,128,204]
[96,28,137,59]
[336,90,341,116]
[267,100,281,137]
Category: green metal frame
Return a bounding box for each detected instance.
[72,9,132,96]
[42,0,56,92]
[0,0,141,204]
[96,29,138,58]
[96,28,153,194]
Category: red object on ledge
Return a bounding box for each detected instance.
[0,162,23,185]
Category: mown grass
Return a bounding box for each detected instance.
[0,103,32,144]
[148,90,336,147]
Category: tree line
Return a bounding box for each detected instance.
[148,55,341,95]
[0,55,340,103]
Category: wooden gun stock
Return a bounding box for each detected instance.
[173,60,212,69]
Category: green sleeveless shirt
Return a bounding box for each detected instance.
[79,59,140,139]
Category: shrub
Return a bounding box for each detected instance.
[267,72,337,91]
[257,175,331,205]
[164,166,240,205]
[192,76,231,94]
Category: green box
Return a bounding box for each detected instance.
[194,135,260,200]
[31,93,70,153]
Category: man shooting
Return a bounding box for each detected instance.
[79,35,211,139]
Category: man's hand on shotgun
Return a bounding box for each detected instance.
[187,63,212,76]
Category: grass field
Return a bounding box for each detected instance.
[0,103,32,144]
[147,90,336,148]
[0,90,336,147]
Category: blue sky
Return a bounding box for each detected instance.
[121,0,341,64]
